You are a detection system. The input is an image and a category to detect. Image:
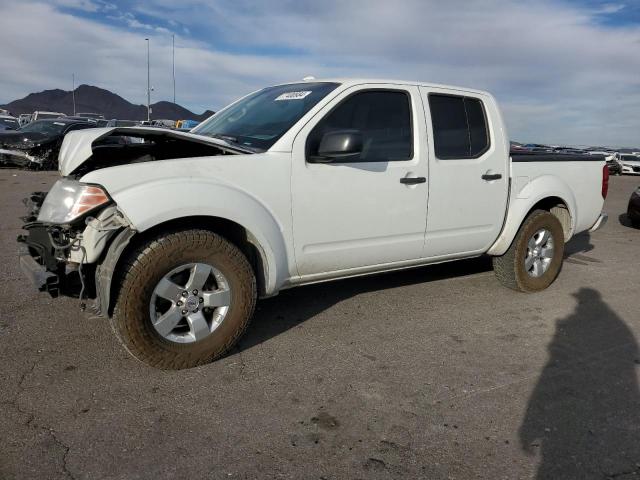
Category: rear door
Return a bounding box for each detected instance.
[291,84,429,276]
[419,88,509,257]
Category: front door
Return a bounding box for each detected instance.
[291,84,429,277]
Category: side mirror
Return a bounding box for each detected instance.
[312,129,363,162]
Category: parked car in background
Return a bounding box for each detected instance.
[627,186,640,228]
[106,119,139,127]
[179,119,200,129]
[151,119,177,128]
[588,150,618,161]
[0,115,20,131]
[18,78,608,369]
[77,113,105,120]
[32,111,66,121]
[606,158,623,175]
[620,154,640,175]
[0,118,94,169]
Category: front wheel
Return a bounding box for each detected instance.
[492,210,565,292]
[110,229,256,369]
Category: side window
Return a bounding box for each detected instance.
[466,98,489,156]
[306,90,413,162]
[429,94,490,159]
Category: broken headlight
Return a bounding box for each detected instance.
[37,178,110,224]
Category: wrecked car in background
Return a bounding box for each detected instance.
[0,115,19,131]
[0,118,94,169]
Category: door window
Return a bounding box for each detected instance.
[306,90,413,162]
[429,94,489,159]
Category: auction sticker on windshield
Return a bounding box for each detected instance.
[275,91,312,101]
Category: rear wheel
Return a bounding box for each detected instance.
[493,210,565,292]
[110,229,256,369]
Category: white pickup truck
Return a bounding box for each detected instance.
[18,79,608,369]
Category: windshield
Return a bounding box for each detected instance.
[19,120,67,136]
[193,82,340,151]
[622,155,639,161]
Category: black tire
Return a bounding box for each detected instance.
[110,229,256,369]
[492,210,565,292]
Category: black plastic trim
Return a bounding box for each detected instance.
[511,153,605,162]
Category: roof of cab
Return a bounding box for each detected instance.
[277,78,492,96]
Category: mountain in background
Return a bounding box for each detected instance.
[1,84,215,121]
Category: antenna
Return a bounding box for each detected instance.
[302,75,316,82]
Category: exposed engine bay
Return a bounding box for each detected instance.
[62,127,247,176]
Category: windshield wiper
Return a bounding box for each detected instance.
[210,133,238,143]
[206,133,262,153]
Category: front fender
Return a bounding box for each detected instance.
[487,175,577,256]
[105,178,290,296]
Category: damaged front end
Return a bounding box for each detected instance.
[17,126,245,314]
[17,182,132,313]
[58,126,248,176]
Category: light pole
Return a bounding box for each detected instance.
[172,34,176,105]
[145,38,151,122]
[72,73,76,116]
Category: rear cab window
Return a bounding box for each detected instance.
[428,93,490,159]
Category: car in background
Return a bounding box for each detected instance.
[106,119,139,127]
[77,113,105,120]
[151,119,176,128]
[32,111,66,121]
[0,118,94,169]
[0,115,19,131]
[627,186,640,228]
[620,154,640,175]
[606,158,623,175]
[177,119,200,129]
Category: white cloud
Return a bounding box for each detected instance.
[0,0,639,146]
[594,3,626,14]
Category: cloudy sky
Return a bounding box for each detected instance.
[0,0,639,146]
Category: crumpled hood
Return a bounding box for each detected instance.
[58,126,247,176]
[0,131,51,149]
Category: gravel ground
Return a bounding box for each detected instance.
[1,168,639,479]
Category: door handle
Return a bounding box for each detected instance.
[400,176,426,185]
[481,173,502,181]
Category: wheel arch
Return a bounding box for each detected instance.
[99,215,283,317]
[488,176,576,257]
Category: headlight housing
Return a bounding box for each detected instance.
[37,178,110,224]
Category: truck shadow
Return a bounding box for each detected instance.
[563,232,594,257]
[239,232,595,353]
[239,256,492,352]
[519,288,640,478]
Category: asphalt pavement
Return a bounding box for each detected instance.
[1,168,639,479]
